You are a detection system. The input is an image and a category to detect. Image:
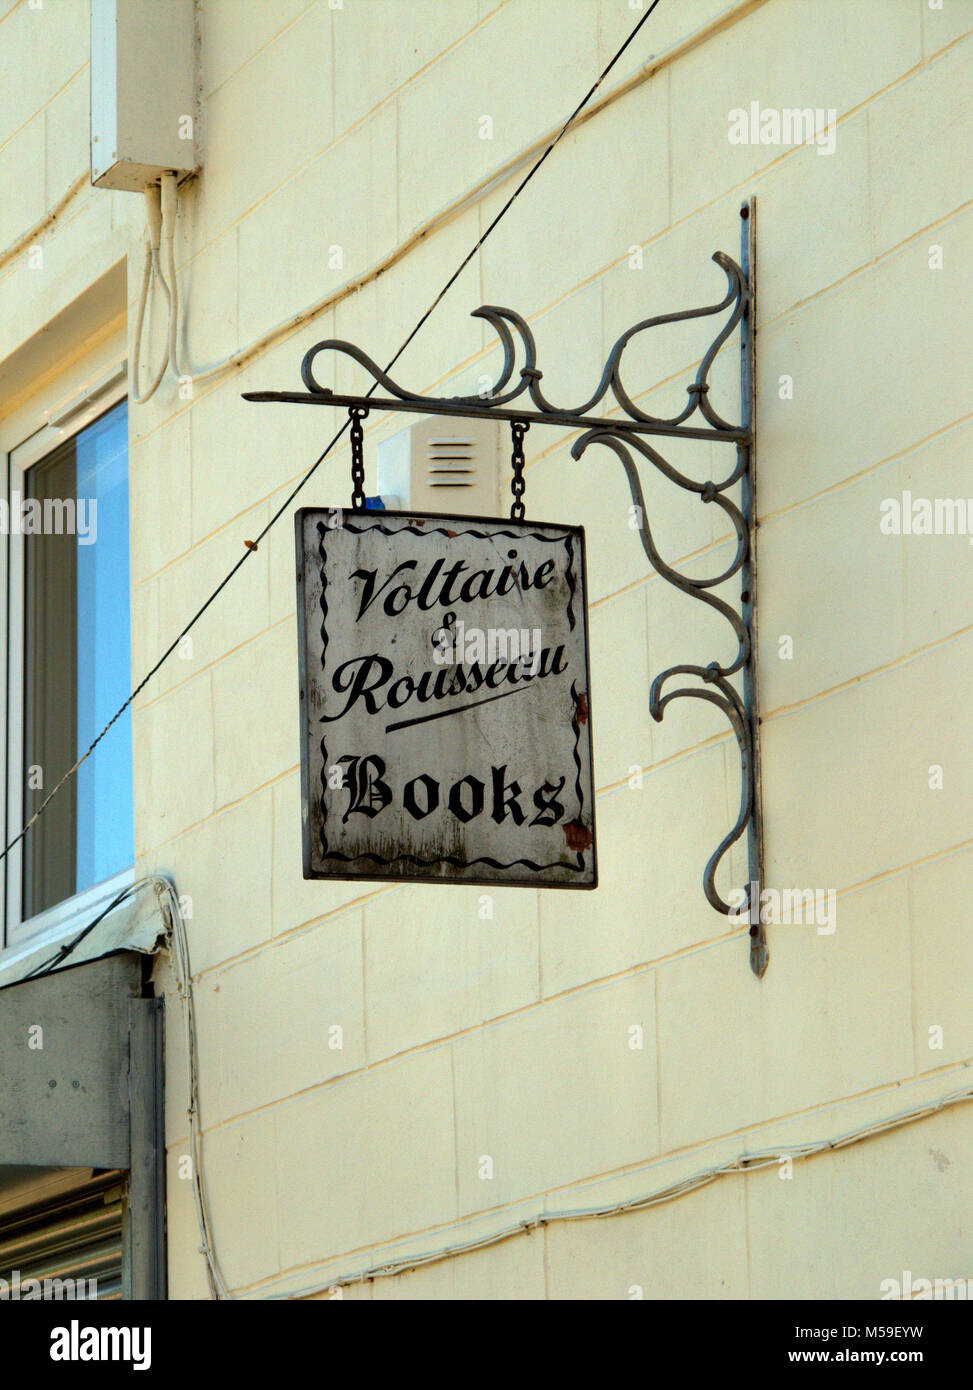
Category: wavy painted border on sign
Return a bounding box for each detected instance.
[314,517,590,877]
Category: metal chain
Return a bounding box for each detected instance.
[349,406,369,510]
[509,419,529,521]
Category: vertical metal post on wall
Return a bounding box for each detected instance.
[740,197,766,977]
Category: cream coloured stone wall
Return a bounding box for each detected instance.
[1,0,970,1299]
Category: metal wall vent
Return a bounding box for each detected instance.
[377,416,501,516]
[427,436,476,489]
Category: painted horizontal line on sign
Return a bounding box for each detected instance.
[385,683,532,734]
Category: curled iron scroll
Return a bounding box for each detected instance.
[299,254,748,435]
[570,428,754,917]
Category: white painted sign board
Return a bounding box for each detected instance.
[295,509,596,887]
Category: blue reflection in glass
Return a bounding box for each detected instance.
[73,400,133,894]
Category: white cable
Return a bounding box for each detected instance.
[258,1080,973,1299]
[159,173,181,383]
[157,169,255,388]
[130,184,170,404]
[154,876,231,1300]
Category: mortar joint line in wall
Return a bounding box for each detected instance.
[0,58,88,161]
[201,2,316,106]
[203,172,973,448]
[583,529,746,607]
[762,619,973,725]
[756,197,973,340]
[2,4,958,336]
[175,1054,973,1247]
[594,727,739,797]
[753,404,973,531]
[124,58,668,388]
[131,612,295,714]
[255,1081,973,1298]
[160,804,973,1010]
[0,172,86,274]
[161,833,973,1157]
[133,763,302,866]
[184,884,386,979]
[835,834,973,898]
[906,872,920,1081]
[203,0,759,267]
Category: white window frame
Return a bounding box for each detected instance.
[3,362,133,952]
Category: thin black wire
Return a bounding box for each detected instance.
[1,0,663,877]
[19,882,144,980]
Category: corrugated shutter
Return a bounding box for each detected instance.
[0,1171,125,1300]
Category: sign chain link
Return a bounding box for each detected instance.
[509,419,529,520]
[348,406,369,510]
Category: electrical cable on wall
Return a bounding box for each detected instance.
[158,877,231,1300]
[130,183,170,404]
[263,1079,973,1298]
[0,0,664,870]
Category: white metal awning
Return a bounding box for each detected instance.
[0,877,171,994]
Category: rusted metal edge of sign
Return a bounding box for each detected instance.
[295,509,597,889]
[248,201,765,973]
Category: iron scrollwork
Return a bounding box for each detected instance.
[294,251,747,442]
[244,201,765,974]
[570,428,752,912]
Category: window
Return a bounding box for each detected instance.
[5,386,133,944]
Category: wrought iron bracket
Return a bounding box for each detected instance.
[244,199,765,976]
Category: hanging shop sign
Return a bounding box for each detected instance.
[253,202,761,964]
[295,509,596,887]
